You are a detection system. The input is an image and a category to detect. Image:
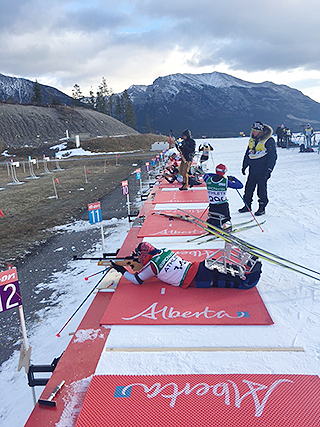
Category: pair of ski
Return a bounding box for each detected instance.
[155,210,320,282]
[187,219,264,243]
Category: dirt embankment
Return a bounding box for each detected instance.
[0,104,140,148]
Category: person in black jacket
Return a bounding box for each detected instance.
[275,125,284,147]
[176,129,196,190]
[238,121,277,216]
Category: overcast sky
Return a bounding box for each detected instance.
[1,0,320,102]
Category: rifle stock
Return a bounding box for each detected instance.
[73,254,142,271]
[98,258,143,271]
[73,253,118,261]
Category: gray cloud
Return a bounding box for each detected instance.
[0,0,320,99]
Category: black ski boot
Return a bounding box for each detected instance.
[238,206,250,213]
[255,205,265,216]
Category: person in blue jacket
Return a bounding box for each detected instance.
[204,163,243,230]
[239,121,277,216]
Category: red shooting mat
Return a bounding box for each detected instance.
[152,188,209,204]
[138,209,207,237]
[100,279,272,325]
[100,248,273,326]
[75,374,320,427]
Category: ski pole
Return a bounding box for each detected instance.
[236,188,264,233]
[56,267,111,337]
[84,268,109,281]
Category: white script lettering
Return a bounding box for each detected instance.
[119,378,293,417]
[122,302,240,321]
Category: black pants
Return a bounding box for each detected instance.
[194,261,262,289]
[243,172,268,208]
[208,203,231,227]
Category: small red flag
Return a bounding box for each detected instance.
[0,209,4,218]
[55,178,59,184]
[86,168,90,174]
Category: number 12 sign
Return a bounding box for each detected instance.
[0,268,22,313]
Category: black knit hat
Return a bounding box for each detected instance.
[252,121,265,131]
[182,129,191,138]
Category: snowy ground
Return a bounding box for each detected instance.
[0,137,319,427]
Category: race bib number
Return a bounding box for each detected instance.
[207,191,227,204]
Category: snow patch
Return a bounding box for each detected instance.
[73,328,104,343]
[56,376,92,427]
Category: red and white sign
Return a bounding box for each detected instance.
[0,268,22,313]
[121,180,129,195]
[88,202,101,211]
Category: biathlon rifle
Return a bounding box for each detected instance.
[73,252,119,261]
[73,253,142,271]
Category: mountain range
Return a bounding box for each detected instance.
[0,73,73,106]
[1,71,320,138]
[127,72,320,137]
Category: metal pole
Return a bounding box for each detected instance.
[52,177,58,199]
[126,193,131,218]
[18,306,29,358]
[100,222,106,253]
[18,306,36,405]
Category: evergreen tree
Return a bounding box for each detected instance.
[123,90,136,129]
[108,96,114,117]
[145,113,152,133]
[96,88,107,113]
[96,77,111,114]
[71,84,83,106]
[114,95,123,121]
[31,80,43,106]
[89,87,95,109]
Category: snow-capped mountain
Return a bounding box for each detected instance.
[127,71,320,137]
[0,73,73,105]
[2,70,320,138]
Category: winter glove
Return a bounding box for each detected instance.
[241,168,246,175]
[111,261,126,275]
[265,169,272,180]
[227,175,236,182]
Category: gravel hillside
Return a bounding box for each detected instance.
[0,103,140,148]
